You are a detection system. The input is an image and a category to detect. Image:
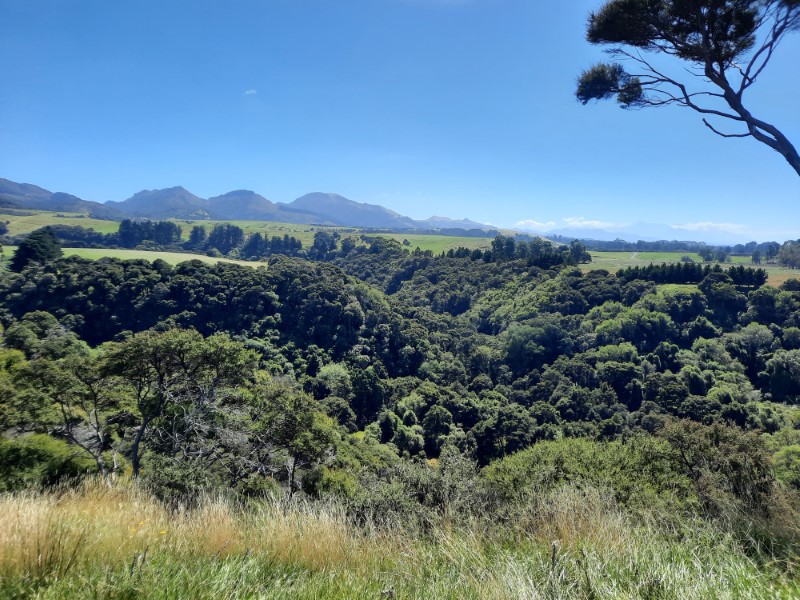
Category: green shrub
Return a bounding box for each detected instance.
[482,435,695,513]
[0,434,96,491]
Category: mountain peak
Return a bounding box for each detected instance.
[1,178,493,232]
[207,190,283,220]
[0,178,121,219]
[289,193,417,228]
[109,186,209,219]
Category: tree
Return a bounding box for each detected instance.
[19,353,122,477]
[577,0,800,176]
[698,247,714,262]
[765,349,800,402]
[309,230,339,260]
[205,224,245,255]
[103,329,256,478]
[568,240,592,264]
[777,240,800,268]
[10,228,62,272]
[188,225,207,248]
[252,380,338,496]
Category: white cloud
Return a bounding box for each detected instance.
[562,216,617,229]
[244,89,258,95]
[515,219,557,230]
[671,222,747,233]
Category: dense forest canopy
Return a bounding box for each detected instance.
[1,232,798,485]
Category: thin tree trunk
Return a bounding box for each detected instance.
[288,456,298,499]
[130,420,150,479]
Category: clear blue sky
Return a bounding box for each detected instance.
[1,0,798,240]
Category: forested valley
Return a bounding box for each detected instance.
[2,231,800,598]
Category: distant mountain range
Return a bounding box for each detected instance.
[0,178,491,231]
[518,221,755,246]
[0,179,122,219]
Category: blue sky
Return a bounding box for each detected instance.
[1,0,798,241]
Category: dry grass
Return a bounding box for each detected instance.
[1,480,798,599]
[0,480,390,582]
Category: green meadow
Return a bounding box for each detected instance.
[0,210,120,237]
[378,233,492,253]
[176,219,495,254]
[3,210,497,255]
[584,251,798,287]
[173,219,323,246]
[1,247,259,268]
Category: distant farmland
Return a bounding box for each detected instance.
[0,246,258,268]
[2,212,797,286]
[3,210,496,255]
[584,251,797,287]
[0,210,120,237]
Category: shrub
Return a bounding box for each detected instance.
[0,435,95,491]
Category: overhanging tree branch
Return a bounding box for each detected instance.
[702,118,752,138]
[577,0,800,177]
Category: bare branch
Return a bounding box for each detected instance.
[614,50,746,122]
[702,119,752,138]
[737,5,798,96]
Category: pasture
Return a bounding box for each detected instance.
[0,210,119,236]
[173,219,323,246]
[584,251,798,287]
[3,210,497,255]
[177,220,495,254]
[374,233,492,254]
[0,246,258,268]
[62,248,259,267]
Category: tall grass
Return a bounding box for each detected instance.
[0,480,797,599]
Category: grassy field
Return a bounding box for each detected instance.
[0,247,259,268]
[585,251,799,287]
[62,248,259,267]
[380,233,492,254]
[176,220,495,254]
[0,210,120,236]
[0,480,797,599]
[3,210,496,255]
[174,219,324,246]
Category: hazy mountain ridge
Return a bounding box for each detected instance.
[0,178,122,219]
[285,192,419,229]
[418,215,488,229]
[105,187,211,220]
[0,178,495,231]
[518,221,755,246]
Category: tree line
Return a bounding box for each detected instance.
[617,263,768,287]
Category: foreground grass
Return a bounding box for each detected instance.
[0,482,797,599]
